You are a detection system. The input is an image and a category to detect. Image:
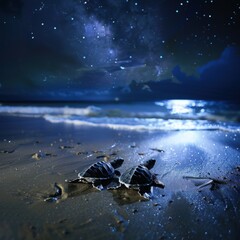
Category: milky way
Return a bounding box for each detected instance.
[0,0,239,101]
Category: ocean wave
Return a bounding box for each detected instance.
[0,103,239,123]
[44,115,240,132]
[0,105,102,117]
[0,101,239,132]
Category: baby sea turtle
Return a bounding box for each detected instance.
[66,159,124,190]
[112,159,165,199]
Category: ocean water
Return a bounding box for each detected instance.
[0,100,239,132]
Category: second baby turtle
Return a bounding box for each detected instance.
[110,159,165,199]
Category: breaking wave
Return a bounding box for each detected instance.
[44,115,239,132]
[0,100,239,132]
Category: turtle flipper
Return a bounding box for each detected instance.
[110,158,124,169]
[142,159,156,170]
[92,180,104,191]
[106,178,121,190]
[114,170,121,177]
[153,176,165,189]
[138,186,152,199]
[106,170,122,189]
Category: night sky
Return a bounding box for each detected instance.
[0,0,239,101]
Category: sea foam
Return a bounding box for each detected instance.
[0,100,239,132]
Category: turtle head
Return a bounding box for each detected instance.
[110,158,124,169]
[142,159,156,170]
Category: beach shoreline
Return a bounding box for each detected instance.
[0,115,240,239]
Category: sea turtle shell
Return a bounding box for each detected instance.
[79,161,115,183]
[115,160,164,199]
[67,158,124,188]
[119,164,154,189]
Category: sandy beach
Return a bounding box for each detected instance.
[0,115,240,240]
[1,0,239,238]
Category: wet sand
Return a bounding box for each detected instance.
[0,116,240,240]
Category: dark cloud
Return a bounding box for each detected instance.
[125,46,240,100]
[197,46,240,88]
[173,47,240,97]
[172,66,197,83]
